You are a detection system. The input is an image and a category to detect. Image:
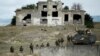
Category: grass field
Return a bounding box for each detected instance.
[92,22,100,41]
[0,23,100,55]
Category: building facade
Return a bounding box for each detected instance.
[15,0,85,26]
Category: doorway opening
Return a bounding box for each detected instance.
[64,14,68,21]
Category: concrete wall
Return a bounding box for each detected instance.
[15,0,85,26]
[33,45,100,56]
[16,9,34,26]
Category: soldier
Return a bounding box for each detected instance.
[36,44,39,47]
[19,46,23,53]
[67,35,71,42]
[29,43,33,53]
[41,43,44,47]
[47,43,50,47]
[55,40,60,46]
[10,46,14,53]
[58,39,61,43]
[60,38,64,43]
[60,38,64,46]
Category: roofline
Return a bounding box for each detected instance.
[15,9,35,12]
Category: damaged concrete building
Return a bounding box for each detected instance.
[15,0,85,26]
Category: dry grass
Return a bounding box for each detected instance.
[91,22,100,41]
[0,24,100,55]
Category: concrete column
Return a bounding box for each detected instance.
[47,0,53,26]
[47,0,52,16]
[68,13,73,24]
[16,13,22,26]
[81,13,85,25]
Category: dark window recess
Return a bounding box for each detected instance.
[64,14,68,21]
[43,5,47,9]
[52,11,58,17]
[73,14,81,20]
[23,14,31,20]
[41,11,47,17]
[40,19,47,24]
[53,5,57,9]
[23,14,31,24]
[23,24,27,26]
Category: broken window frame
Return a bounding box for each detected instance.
[22,14,31,24]
[52,11,58,17]
[41,11,48,17]
[73,14,82,24]
[73,14,81,20]
[43,5,47,9]
[23,14,31,20]
[53,5,57,9]
[64,14,68,21]
[40,19,48,24]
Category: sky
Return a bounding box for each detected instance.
[0,0,100,26]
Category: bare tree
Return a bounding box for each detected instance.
[71,3,82,10]
[77,3,82,10]
[71,3,77,10]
